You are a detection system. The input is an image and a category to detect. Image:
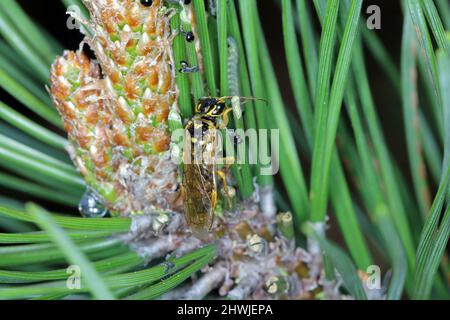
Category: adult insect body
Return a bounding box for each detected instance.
[181,97,230,240]
[181,97,266,239]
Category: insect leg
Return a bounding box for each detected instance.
[216,168,235,209]
[218,107,233,129]
[216,169,230,196]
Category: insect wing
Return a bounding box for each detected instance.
[182,163,216,239]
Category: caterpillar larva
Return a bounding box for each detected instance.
[227,37,240,97]
[209,0,217,17]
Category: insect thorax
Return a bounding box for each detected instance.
[184,115,221,166]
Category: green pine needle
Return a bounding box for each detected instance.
[25,203,115,300]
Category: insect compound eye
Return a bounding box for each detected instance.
[140,0,153,7]
[212,103,225,115]
[185,31,195,42]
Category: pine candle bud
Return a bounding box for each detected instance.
[50,0,180,216]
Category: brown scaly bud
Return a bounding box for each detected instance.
[50,0,180,216]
